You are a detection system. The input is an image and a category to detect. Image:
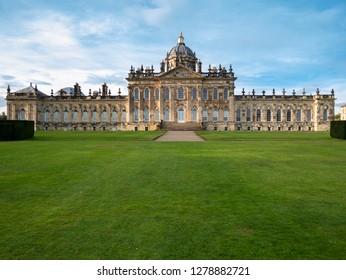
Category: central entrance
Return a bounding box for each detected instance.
[178,108,184,123]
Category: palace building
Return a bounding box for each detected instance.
[6,33,335,131]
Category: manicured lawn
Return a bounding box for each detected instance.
[0,131,345,259]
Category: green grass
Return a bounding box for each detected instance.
[0,131,345,260]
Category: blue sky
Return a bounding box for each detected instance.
[1,0,346,113]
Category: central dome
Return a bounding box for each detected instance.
[168,32,196,58]
[165,32,198,71]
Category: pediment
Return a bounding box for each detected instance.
[159,65,203,79]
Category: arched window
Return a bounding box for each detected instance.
[178,108,184,123]
[92,111,97,122]
[19,109,25,120]
[223,110,229,121]
[192,108,197,121]
[155,88,159,100]
[134,108,138,122]
[236,108,241,121]
[256,109,261,122]
[266,109,271,122]
[246,109,251,122]
[277,109,282,122]
[82,110,87,122]
[63,110,68,123]
[134,88,139,100]
[297,109,302,122]
[73,110,78,123]
[54,110,59,122]
[213,109,218,122]
[202,88,208,100]
[101,110,107,122]
[164,108,170,121]
[111,110,117,123]
[202,109,208,122]
[307,109,312,122]
[213,88,218,100]
[144,88,149,100]
[144,108,149,122]
[45,110,50,122]
[192,88,197,100]
[287,109,291,122]
[164,87,169,100]
[155,109,159,121]
[121,110,126,123]
[178,87,184,100]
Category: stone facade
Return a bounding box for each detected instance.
[6,33,335,131]
[341,104,346,121]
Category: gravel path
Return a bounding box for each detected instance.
[155,131,205,141]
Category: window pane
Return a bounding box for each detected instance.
[202,88,208,100]
[192,108,197,121]
[213,88,218,100]
[192,88,197,100]
[144,88,149,100]
[266,109,271,122]
[224,110,228,121]
[236,109,241,121]
[223,88,228,100]
[287,109,291,122]
[134,88,139,100]
[178,87,184,100]
[256,109,261,121]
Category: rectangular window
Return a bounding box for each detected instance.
[246,109,251,122]
[155,109,160,121]
[297,109,301,122]
[277,110,281,122]
[144,88,149,100]
[92,111,97,122]
[178,88,184,100]
[266,110,271,122]
[144,109,149,122]
[213,88,218,100]
[287,110,291,122]
[256,109,261,122]
[202,88,208,100]
[236,109,241,122]
[192,88,197,100]
[63,111,68,123]
[192,109,197,121]
[307,110,311,122]
[54,111,59,122]
[155,89,159,100]
[111,111,117,122]
[223,110,228,121]
[82,111,87,122]
[213,110,218,122]
[223,88,228,100]
[202,110,208,122]
[121,111,126,122]
[164,88,169,100]
[102,111,107,122]
[323,109,328,121]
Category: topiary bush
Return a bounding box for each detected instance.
[330,121,346,139]
[0,120,34,141]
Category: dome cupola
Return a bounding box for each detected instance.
[165,32,198,71]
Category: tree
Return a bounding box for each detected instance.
[0,112,7,120]
[334,113,341,121]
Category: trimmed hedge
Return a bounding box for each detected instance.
[0,120,34,141]
[330,121,346,140]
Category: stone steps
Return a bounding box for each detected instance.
[162,122,205,131]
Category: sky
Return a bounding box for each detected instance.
[1,0,346,113]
